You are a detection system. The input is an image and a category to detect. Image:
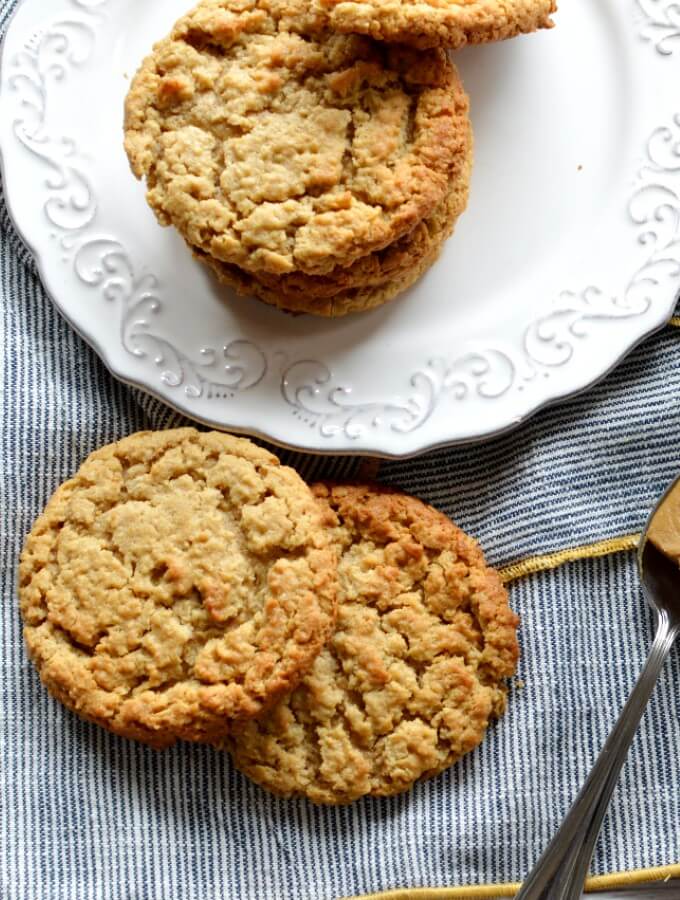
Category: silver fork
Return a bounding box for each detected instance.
[515,475,680,900]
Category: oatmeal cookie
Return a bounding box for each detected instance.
[225,483,519,803]
[318,0,557,50]
[19,429,337,748]
[124,0,471,277]
[193,150,472,316]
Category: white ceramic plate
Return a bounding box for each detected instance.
[1,0,679,457]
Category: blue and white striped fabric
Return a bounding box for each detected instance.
[2,0,680,892]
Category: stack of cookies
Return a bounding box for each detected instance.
[124,0,555,317]
[19,429,519,804]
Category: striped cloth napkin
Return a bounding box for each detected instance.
[2,4,680,894]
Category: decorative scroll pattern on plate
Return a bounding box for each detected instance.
[637,0,680,55]
[74,239,267,397]
[8,5,268,400]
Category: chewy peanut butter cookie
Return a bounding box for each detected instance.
[124,0,471,278]
[192,160,472,316]
[19,429,336,748]
[317,0,557,50]
[225,483,519,803]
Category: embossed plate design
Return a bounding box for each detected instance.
[1,0,679,456]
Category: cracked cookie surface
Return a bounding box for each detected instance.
[124,0,469,277]
[318,0,557,50]
[191,137,472,316]
[225,483,520,803]
[19,429,336,748]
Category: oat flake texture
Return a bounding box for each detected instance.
[226,483,520,804]
[316,0,557,50]
[192,171,472,316]
[19,429,337,748]
[124,0,471,278]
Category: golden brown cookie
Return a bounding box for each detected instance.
[225,483,520,803]
[317,0,557,50]
[19,429,337,748]
[124,0,471,277]
[193,153,472,316]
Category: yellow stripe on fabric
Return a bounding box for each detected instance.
[498,533,640,583]
[589,863,680,887]
[349,863,680,899]
[348,887,517,899]
[669,316,680,327]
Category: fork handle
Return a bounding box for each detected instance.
[515,614,677,900]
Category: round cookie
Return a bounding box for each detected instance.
[124,0,471,278]
[192,154,472,316]
[225,483,520,803]
[317,0,557,50]
[19,429,337,748]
